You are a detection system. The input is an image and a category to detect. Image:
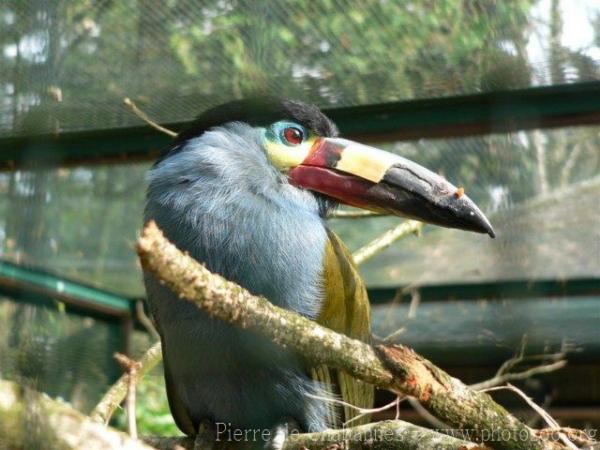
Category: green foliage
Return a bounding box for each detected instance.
[1,0,574,135]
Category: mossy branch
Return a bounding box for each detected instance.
[0,379,156,450]
[135,221,558,450]
[0,378,484,450]
[90,217,420,425]
[282,420,492,450]
[145,420,488,450]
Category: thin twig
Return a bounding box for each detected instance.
[560,142,583,187]
[380,326,406,343]
[352,220,422,265]
[136,300,161,341]
[494,335,529,376]
[471,360,567,391]
[123,97,177,137]
[482,384,578,450]
[378,283,422,332]
[328,209,387,219]
[471,337,570,391]
[307,393,404,427]
[406,288,420,319]
[114,352,142,440]
[406,397,448,429]
[91,341,163,424]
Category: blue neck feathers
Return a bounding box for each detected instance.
[145,123,328,318]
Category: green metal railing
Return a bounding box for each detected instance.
[0,259,132,318]
[368,278,600,304]
[2,257,598,367]
[2,257,598,322]
[1,81,599,168]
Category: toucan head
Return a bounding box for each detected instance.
[159,98,494,238]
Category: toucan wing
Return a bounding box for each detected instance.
[312,229,374,427]
[162,344,197,435]
[144,308,197,436]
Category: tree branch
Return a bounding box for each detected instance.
[0,379,156,450]
[136,221,558,450]
[91,217,421,422]
[123,98,177,137]
[136,299,161,341]
[470,337,570,391]
[283,420,488,450]
[328,209,387,219]
[144,420,486,450]
[559,142,582,187]
[0,377,486,450]
[91,341,163,424]
[472,360,567,392]
[352,220,422,265]
[114,352,142,440]
[482,384,578,450]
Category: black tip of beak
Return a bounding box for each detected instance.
[415,190,496,238]
[454,195,496,238]
[377,165,496,238]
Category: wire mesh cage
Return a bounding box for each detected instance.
[0,0,599,443]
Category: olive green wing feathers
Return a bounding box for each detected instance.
[312,229,374,427]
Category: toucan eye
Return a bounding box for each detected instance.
[282,127,304,146]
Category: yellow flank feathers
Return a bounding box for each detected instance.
[313,230,374,427]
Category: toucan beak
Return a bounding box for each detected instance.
[288,137,495,238]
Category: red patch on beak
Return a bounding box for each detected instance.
[288,165,384,211]
[301,138,345,168]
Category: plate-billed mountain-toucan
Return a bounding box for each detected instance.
[143,98,494,440]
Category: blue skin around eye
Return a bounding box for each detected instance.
[266,121,308,146]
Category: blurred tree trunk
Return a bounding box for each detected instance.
[549,0,565,85]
